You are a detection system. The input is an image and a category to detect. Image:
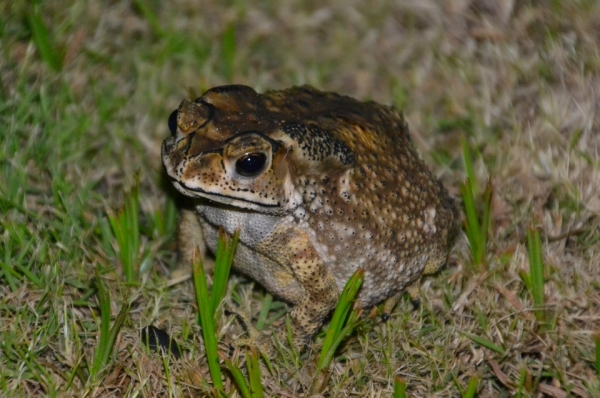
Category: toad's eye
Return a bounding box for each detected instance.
[168,109,178,136]
[235,153,267,177]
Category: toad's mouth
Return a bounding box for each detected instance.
[169,178,281,209]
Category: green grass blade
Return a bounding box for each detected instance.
[394,377,407,398]
[101,304,129,371]
[225,229,240,277]
[209,230,226,311]
[311,271,364,394]
[256,294,272,332]
[526,228,545,323]
[65,358,84,390]
[27,6,63,72]
[91,275,111,378]
[107,185,144,284]
[463,376,479,398]
[460,332,506,355]
[317,268,364,371]
[515,367,527,398]
[460,179,482,265]
[0,259,20,292]
[107,213,126,271]
[15,261,43,288]
[246,350,264,398]
[319,316,361,370]
[595,334,600,378]
[192,253,224,392]
[481,179,493,252]
[224,359,252,398]
[460,140,492,269]
[10,342,57,395]
[211,228,240,318]
[124,186,141,282]
[461,139,477,193]
[519,270,532,294]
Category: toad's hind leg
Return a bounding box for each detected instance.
[381,251,448,321]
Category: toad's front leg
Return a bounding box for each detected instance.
[284,231,340,350]
[239,226,340,353]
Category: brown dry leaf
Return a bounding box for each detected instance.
[537,383,567,398]
[487,359,513,389]
[493,283,527,314]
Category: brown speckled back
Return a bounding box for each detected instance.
[260,86,458,304]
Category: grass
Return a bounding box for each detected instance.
[27,4,64,72]
[394,377,407,398]
[459,139,492,269]
[311,268,364,394]
[316,269,364,372]
[245,350,264,398]
[191,228,239,396]
[88,275,128,382]
[524,228,547,326]
[192,231,363,397]
[463,376,479,398]
[192,246,225,394]
[596,335,600,379]
[1,0,600,396]
[459,332,506,356]
[105,183,145,284]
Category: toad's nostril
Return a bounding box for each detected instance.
[168,109,178,136]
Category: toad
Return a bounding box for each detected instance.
[162,85,458,352]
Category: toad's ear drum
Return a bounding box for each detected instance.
[271,146,291,181]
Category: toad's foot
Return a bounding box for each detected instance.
[380,282,422,322]
[230,308,278,357]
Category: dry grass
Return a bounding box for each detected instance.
[1,0,599,396]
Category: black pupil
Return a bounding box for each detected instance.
[236,153,266,177]
[168,109,178,136]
